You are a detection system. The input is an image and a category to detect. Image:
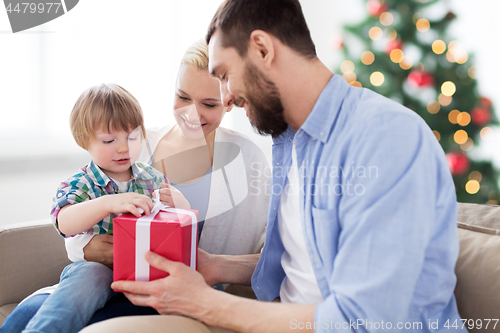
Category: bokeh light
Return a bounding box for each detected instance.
[385,28,397,41]
[480,127,492,140]
[465,180,480,194]
[454,129,468,144]
[468,66,476,79]
[343,72,357,84]
[438,94,452,106]
[390,49,404,63]
[341,60,355,74]
[448,109,460,124]
[432,40,446,54]
[400,57,413,70]
[370,72,385,86]
[350,81,363,88]
[427,100,440,114]
[380,12,394,26]
[441,81,456,96]
[461,138,473,151]
[361,51,375,65]
[416,18,430,32]
[457,112,471,126]
[469,171,482,182]
[432,130,441,141]
[369,27,383,40]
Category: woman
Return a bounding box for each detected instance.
[0,40,269,332]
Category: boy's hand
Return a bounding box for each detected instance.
[155,183,191,209]
[105,193,154,217]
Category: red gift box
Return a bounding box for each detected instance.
[113,208,198,282]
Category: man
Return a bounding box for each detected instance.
[82,0,465,332]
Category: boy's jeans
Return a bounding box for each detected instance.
[22,261,113,333]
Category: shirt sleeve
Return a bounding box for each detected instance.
[50,173,92,238]
[64,233,95,262]
[314,112,458,331]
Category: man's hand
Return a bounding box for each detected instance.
[105,193,154,217]
[112,251,214,318]
[83,234,114,269]
[155,183,191,209]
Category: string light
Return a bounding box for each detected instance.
[416,18,430,32]
[369,27,383,40]
[454,129,468,144]
[438,94,452,106]
[361,51,375,65]
[441,81,456,96]
[390,49,404,63]
[432,40,446,54]
[465,180,480,194]
[380,12,394,26]
[427,100,440,114]
[370,72,385,86]
[432,130,441,141]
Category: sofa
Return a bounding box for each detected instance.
[1,203,499,332]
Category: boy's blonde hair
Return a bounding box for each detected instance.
[70,83,146,149]
[181,39,209,70]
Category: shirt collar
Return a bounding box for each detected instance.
[86,160,112,187]
[299,74,350,143]
[86,161,154,188]
[131,162,155,181]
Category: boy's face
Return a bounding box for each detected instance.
[87,127,142,181]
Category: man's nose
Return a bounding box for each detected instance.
[220,82,234,108]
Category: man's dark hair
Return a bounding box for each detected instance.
[206,0,316,59]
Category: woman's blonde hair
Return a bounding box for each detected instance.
[69,83,146,149]
[180,39,209,70]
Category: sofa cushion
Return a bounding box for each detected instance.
[455,203,500,333]
[0,303,18,326]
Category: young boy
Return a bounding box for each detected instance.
[21,83,187,333]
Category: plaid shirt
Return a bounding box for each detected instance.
[51,160,167,238]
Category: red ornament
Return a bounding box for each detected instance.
[367,0,389,17]
[471,107,491,126]
[479,97,492,109]
[386,39,404,54]
[446,152,470,177]
[407,71,435,87]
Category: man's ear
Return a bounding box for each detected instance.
[248,30,275,71]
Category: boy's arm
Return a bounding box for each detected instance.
[57,193,154,236]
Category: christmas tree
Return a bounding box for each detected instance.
[337,0,499,204]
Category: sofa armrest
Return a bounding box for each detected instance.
[0,219,70,308]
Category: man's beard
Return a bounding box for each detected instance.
[243,60,288,138]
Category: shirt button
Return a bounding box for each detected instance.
[299,132,304,137]
[312,137,317,141]
[320,132,326,141]
[57,192,63,198]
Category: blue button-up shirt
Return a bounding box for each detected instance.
[252,75,465,332]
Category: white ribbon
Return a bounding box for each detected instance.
[135,190,197,281]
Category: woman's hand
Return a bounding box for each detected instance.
[156,183,191,209]
[83,234,114,269]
